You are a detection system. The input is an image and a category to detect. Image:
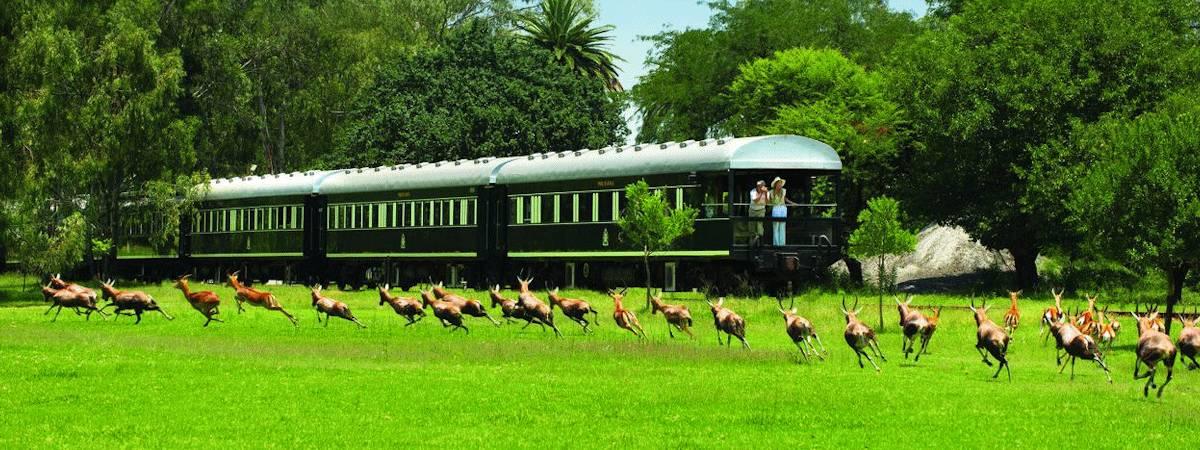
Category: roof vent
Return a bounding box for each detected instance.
[557,152,566,158]
[634,145,643,151]
[698,140,708,147]
[681,140,694,148]
[660,143,669,149]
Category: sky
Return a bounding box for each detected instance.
[596,0,930,93]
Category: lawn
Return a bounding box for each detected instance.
[1,274,1197,448]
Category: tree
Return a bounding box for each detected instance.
[517,0,622,91]
[632,0,919,142]
[1056,90,1200,332]
[848,196,917,329]
[887,0,1200,289]
[617,180,698,308]
[328,22,626,167]
[726,47,903,285]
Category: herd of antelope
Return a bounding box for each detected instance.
[37,275,1200,397]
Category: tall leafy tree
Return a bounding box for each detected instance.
[632,0,918,142]
[617,180,698,308]
[517,0,622,91]
[888,0,1200,288]
[1054,90,1200,332]
[329,22,626,167]
[848,196,917,329]
[726,48,903,284]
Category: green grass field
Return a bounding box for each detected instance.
[2,274,1197,448]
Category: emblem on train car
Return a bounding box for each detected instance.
[400,233,407,249]
[602,229,609,247]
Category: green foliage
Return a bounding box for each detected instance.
[328,23,626,167]
[632,0,919,141]
[2,175,89,276]
[1056,89,1200,304]
[517,0,622,91]
[727,48,902,228]
[848,196,916,293]
[888,0,1200,287]
[618,180,697,304]
[618,180,698,254]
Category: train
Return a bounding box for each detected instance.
[114,135,844,292]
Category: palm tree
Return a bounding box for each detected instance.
[516,0,624,91]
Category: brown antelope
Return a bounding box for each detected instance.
[896,294,931,361]
[1075,294,1099,337]
[44,285,107,322]
[514,277,560,336]
[778,297,825,361]
[841,297,885,371]
[608,288,646,340]
[41,283,84,316]
[378,284,425,326]
[708,297,748,349]
[968,299,1011,380]
[49,274,99,304]
[1041,288,1066,343]
[310,285,366,328]
[1003,290,1021,334]
[1131,305,1177,397]
[547,287,599,333]
[1097,307,1120,352]
[650,293,694,339]
[228,272,297,326]
[489,285,525,324]
[420,288,468,333]
[431,281,500,326]
[1176,310,1199,370]
[920,306,942,357]
[1056,308,1112,383]
[173,275,222,327]
[99,279,173,324]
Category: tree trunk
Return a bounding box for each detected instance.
[845,257,864,287]
[644,248,652,310]
[1008,245,1040,290]
[878,255,885,331]
[1164,263,1188,334]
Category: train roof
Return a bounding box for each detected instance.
[492,135,840,185]
[316,158,517,196]
[202,135,839,200]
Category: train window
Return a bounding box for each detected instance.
[296,207,304,229]
[458,200,468,226]
[242,208,250,231]
[675,188,685,210]
[443,200,452,226]
[596,193,610,222]
[572,194,580,222]
[530,195,541,224]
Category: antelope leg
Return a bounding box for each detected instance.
[1157,363,1173,397]
[134,311,143,324]
[813,334,828,354]
[1069,357,1076,381]
[976,347,992,366]
[862,350,880,372]
[52,306,64,322]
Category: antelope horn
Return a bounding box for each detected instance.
[619,286,628,296]
[788,296,795,311]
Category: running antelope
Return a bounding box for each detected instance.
[969,299,1011,380]
[547,287,599,333]
[514,277,561,336]
[49,274,99,304]
[1132,305,1177,397]
[1056,308,1112,383]
[228,272,298,326]
[896,294,931,361]
[174,275,222,327]
[842,297,885,371]
[1003,290,1021,334]
[708,297,748,349]
[778,297,825,361]
[921,306,942,357]
[420,288,467,334]
[310,285,366,328]
[1176,310,1199,370]
[99,279,172,324]
[650,293,694,339]
[1097,307,1120,352]
[489,285,525,324]
[1041,288,1066,343]
[608,288,646,340]
[379,284,425,326]
[432,281,500,326]
[44,285,107,322]
[1076,294,1099,337]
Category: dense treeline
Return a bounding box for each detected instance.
[0,0,625,273]
[631,0,1200,317]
